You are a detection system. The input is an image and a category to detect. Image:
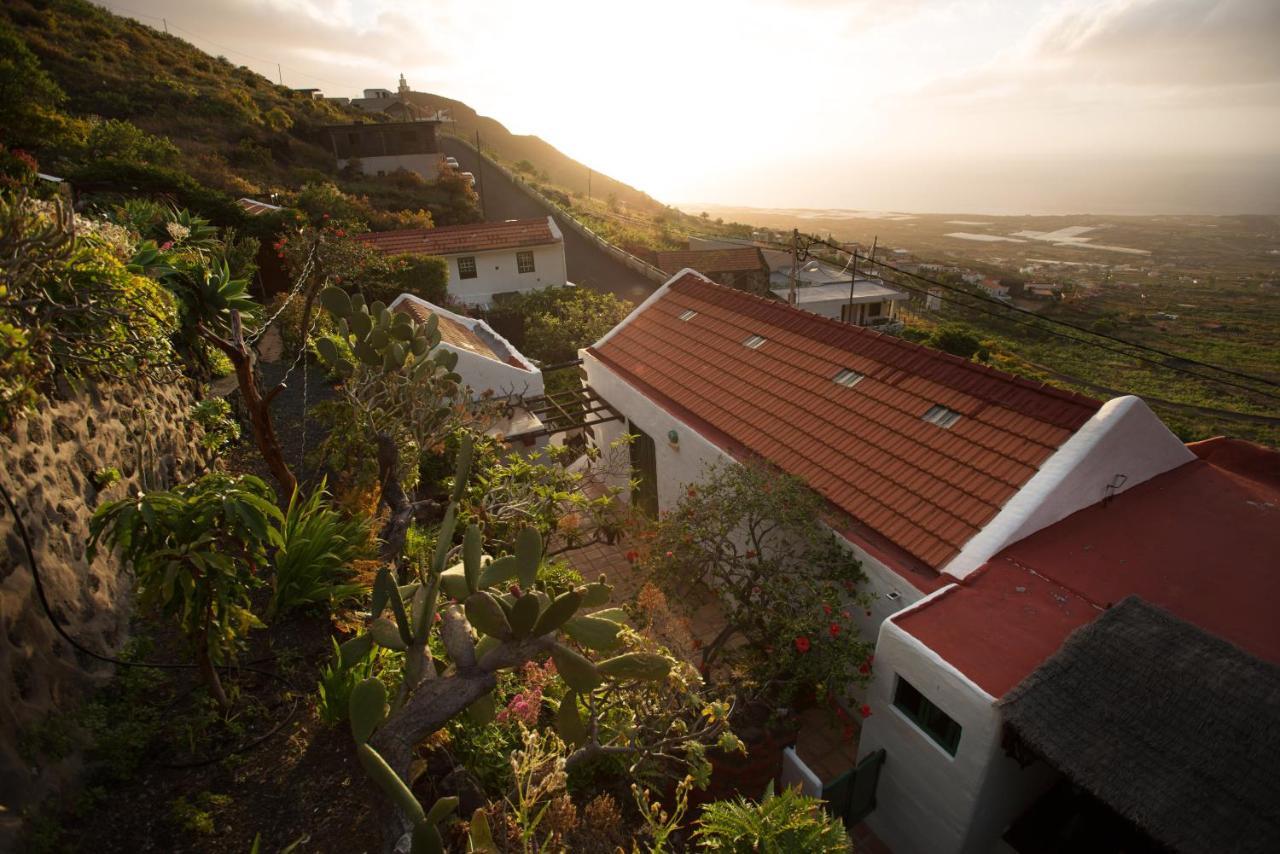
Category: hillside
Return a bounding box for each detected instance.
[0,0,478,228]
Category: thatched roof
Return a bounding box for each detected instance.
[1000,597,1280,854]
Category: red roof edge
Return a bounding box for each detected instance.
[1187,437,1280,488]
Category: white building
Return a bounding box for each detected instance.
[859,436,1280,854]
[323,119,444,180]
[389,294,549,449]
[577,270,1237,845]
[358,217,567,308]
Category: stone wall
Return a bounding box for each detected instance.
[0,379,212,826]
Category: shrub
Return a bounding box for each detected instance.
[268,479,373,618]
[190,397,240,453]
[928,324,988,361]
[695,784,852,853]
[82,118,180,166]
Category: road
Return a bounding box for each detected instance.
[441,137,657,304]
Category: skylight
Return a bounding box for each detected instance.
[922,404,962,428]
[833,368,864,387]
[743,334,767,349]
[678,309,698,321]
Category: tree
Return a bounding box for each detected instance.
[636,460,874,704]
[490,286,632,365]
[0,20,68,149]
[929,323,988,361]
[89,473,282,708]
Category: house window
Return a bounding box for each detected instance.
[867,302,883,318]
[516,251,536,274]
[678,309,698,321]
[743,334,767,349]
[833,368,864,387]
[922,404,962,428]
[457,256,478,280]
[893,676,962,756]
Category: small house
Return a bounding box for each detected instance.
[647,247,771,294]
[358,217,567,308]
[323,118,444,180]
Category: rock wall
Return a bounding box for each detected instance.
[0,379,213,824]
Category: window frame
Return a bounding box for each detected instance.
[516,250,536,274]
[457,256,478,280]
[892,676,962,756]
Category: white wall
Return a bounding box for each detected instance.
[943,395,1195,578]
[337,152,443,180]
[857,610,1058,854]
[445,243,567,307]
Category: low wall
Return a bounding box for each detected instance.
[0,379,213,828]
[446,136,669,286]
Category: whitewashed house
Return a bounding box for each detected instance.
[582,270,1195,637]
[358,217,566,308]
[323,118,445,180]
[390,294,549,450]
[577,270,1243,843]
[859,436,1280,854]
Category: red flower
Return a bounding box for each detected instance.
[859,704,873,719]
[334,228,346,237]
[822,604,832,616]
[322,212,330,219]
[858,660,871,675]
[665,550,673,558]
[625,549,639,563]
[509,583,522,596]
[794,636,811,654]
[829,622,841,638]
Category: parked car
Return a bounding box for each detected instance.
[460,171,476,188]
[445,156,459,169]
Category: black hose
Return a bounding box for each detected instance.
[0,476,299,766]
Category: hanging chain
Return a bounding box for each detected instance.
[247,240,318,345]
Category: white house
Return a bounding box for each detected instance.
[858,436,1280,854]
[581,270,1197,639]
[323,118,445,180]
[358,217,567,307]
[687,236,908,323]
[389,294,548,448]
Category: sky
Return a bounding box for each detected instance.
[101,0,1280,215]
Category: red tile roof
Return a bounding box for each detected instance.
[589,273,1101,572]
[651,248,767,276]
[355,218,558,257]
[895,441,1280,696]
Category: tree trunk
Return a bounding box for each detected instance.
[201,311,297,497]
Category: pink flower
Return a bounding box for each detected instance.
[665,551,673,558]
[160,241,173,250]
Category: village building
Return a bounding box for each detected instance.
[581,270,1194,635]
[357,217,567,308]
[322,116,444,180]
[579,269,1278,851]
[687,236,908,323]
[1024,282,1061,299]
[860,436,1280,853]
[977,277,1010,299]
[390,294,549,449]
[646,247,771,294]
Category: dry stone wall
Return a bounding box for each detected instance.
[0,379,213,823]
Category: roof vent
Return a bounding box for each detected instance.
[833,368,864,387]
[743,334,767,349]
[678,309,698,321]
[922,404,962,428]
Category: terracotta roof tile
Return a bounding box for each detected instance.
[590,274,1101,570]
[356,218,558,257]
[650,247,768,276]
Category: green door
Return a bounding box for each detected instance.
[823,749,886,828]
[628,421,659,518]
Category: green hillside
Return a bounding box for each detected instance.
[0,0,477,228]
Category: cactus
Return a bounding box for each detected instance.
[514,526,543,588]
[597,652,672,682]
[551,642,601,692]
[462,524,483,592]
[508,592,541,639]
[466,591,512,639]
[556,690,587,747]
[561,614,623,651]
[467,808,498,853]
[531,588,583,637]
[349,677,387,744]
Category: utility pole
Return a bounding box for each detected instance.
[162,17,168,34]
[788,229,799,306]
[474,130,487,220]
[277,64,283,86]
[846,250,859,324]
[587,169,592,200]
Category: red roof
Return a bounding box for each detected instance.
[895,440,1280,697]
[651,248,766,276]
[355,218,558,256]
[589,273,1100,572]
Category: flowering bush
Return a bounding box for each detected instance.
[636,460,875,705]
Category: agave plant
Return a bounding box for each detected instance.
[268,478,372,618]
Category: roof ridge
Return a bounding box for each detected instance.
[671,274,1100,411]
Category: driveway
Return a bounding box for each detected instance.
[441,137,658,304]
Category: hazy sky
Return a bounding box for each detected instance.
[102,0,1280,215]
